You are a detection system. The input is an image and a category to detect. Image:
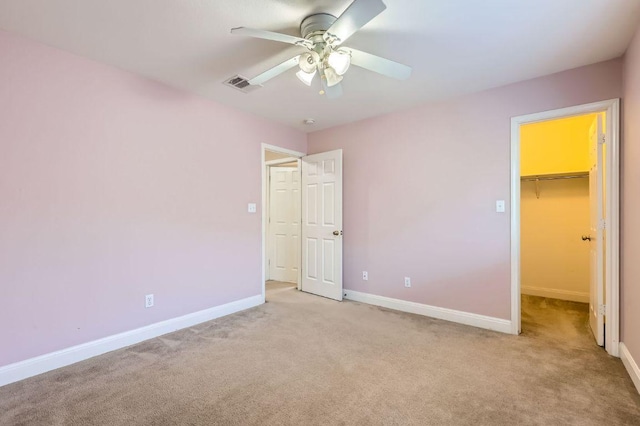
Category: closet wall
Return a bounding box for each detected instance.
[520,114,596,302]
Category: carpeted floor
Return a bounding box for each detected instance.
[1,283,639,425]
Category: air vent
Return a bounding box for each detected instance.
[223,75,261,93]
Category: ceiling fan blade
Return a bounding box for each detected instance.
[231,27,313,49]
[248,55,301,86]
[349,48,412,80]
[321,80,344,99]
[324,0,386,45]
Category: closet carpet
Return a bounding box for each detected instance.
[1,283,639,425]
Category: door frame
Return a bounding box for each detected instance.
[261,143,305,302]
[510,99,620,356]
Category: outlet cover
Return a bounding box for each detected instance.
[404,277,411,288]
[145,294,154,308]
[362,271,368,281]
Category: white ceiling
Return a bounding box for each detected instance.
[1,0,640,132]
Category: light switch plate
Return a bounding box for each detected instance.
[496,200,505,213]
[248,203,257,213]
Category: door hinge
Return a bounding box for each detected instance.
[599,219,606,229]
[598,304,606,315]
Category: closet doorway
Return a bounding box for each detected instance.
[511,99,620,356]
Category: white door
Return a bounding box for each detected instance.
[301,150,343,301]
[268,167,300,283]
[588,114,605,346]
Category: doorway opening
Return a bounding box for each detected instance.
[519,113,601,347]
[262,145,304,300]
[261,144,344,303]
[511,99,620,357]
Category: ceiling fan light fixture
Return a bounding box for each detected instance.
[231,0,413,99]
[323,67,343,87]
[327,49,351,75]
[296,69,317,86]
[299,52,319,73]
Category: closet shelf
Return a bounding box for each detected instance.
[521,171,589,199]
[520,171,589,182]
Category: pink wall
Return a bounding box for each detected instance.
[0,23,633,370]
[622,22,640,365]
[308,59,623,320]
[0,30,306,367]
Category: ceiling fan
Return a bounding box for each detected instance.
[230,0,412,98]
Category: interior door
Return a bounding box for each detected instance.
[301,150,343,301]
[588,114,605,346]
[268,167,300,283]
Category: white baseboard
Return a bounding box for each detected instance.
[620,342,640,394]
[344,290,512,334]
[0,295,263,387]
[521,286,589,303]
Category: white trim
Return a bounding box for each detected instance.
[265,157,298,166]
[261,144,305,298]
[620,343,640,394]
[510,99,621,355]
[345,290,512,334]
[264,166,271,282]
[296,157,302,290]
[521,286,589,303]
[262,144,305,158]
[605,100,621,356]
[0,295,263,387]
[511,114,521,335]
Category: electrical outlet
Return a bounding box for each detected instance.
[404,277,411,288]
[362,271,368,281]
[145,294,154,308]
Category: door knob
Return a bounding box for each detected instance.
[333,230,343,236]
[581,235,592,241]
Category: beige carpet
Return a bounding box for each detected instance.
[1,283,639,425]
